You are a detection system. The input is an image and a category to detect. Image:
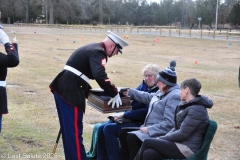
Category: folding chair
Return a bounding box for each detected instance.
[185,119,218,160]
[166,119,218,160]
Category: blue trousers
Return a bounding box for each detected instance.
[54,92,86,160]
[0,115,2,132]
[97,121,140,160]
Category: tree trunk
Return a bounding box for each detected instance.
[99,0,103,24]
[25,0,29,23]
[45,0,48,24]
[49,0,54,24]
[12,0,16,23]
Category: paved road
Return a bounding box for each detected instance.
[5,24,240,41]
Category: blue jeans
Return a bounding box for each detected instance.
[97,121,140,160]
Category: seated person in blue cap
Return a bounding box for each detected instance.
[119,60,181,160]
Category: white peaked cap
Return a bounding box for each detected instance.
[107,31,129,53]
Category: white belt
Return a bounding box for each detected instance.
[0,81,6,87]
[64,65,90,84]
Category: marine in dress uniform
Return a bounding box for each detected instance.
[49,31,129,160]
[0,29,20,132]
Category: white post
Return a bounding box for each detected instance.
[215,0,219,30]
[198,17,202,29]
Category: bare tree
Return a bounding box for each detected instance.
[218,3,229,28]
[99,0,103,24]
[49,0,54,24]
[20,0,29,23]
[0,0,239,27]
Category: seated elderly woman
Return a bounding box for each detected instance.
[134,78,213,160]
[119,60,181,160]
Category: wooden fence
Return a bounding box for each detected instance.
[12,23,240,40]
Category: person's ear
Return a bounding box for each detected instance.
[185,87,190,94]
[111,44,115,49]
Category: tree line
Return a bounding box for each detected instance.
[0,0,239,29]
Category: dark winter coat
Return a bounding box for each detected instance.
[160,95,213,153]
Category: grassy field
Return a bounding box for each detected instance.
[0,26,240,160]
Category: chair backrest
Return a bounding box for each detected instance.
[187,119,218,160]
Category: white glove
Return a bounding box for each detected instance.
[0,29,10,44]
[108,93,122,108]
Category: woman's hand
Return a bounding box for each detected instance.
[114,114,124,121]
[122,89,130,96]
[140,127,148,133]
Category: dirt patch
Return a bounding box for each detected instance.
[2,134,18,151]
[17,137,43,148]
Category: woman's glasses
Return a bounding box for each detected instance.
[143,74,153,78]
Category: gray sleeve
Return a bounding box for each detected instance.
[129,88,155,104]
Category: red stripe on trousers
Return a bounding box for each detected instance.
[74,107,81,160]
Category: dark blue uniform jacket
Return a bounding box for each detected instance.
[50,43,118,112]
[0,43,19,114]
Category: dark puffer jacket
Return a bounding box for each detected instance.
[160,95,213,153]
